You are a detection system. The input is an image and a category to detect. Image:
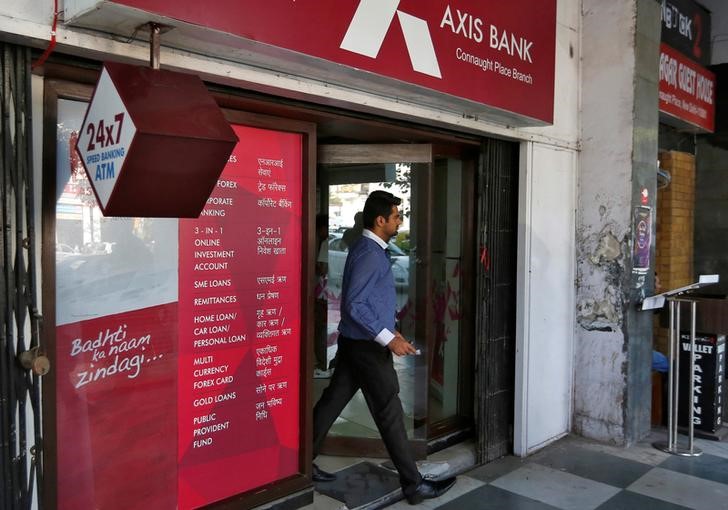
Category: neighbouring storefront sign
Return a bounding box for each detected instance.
[659,43,716,133]
[56,99,302,509]
[80,0,557,124]
[660,0,711,66]
[76,62,238,217]
[678,332,725,433]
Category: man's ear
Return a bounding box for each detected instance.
[375,215,386,227]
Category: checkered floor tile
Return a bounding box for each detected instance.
[308,431,728,509]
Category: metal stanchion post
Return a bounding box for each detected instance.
[644,275,718,456]
[673,300,681,451]
[688,300,697,454]
[666,300,675,450]
[653,298,702,456]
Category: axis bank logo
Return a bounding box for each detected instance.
[340,0,442,78]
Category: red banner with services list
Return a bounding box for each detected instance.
[177,125,302,508]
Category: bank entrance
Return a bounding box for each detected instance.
[40,61,518,508]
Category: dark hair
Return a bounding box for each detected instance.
[363,191,401,228]
[315,214,329,230]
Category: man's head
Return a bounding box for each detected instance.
[315,214,329,243]
[352,211,363,227]
[363,190,402,242]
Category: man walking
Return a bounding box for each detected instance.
[312,191,456,505]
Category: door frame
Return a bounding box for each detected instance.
[427,149,478,442]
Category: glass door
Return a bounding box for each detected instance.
[315,144,432,458]
[428,157,475,435]
[314,144,476,457]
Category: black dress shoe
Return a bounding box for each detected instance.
[312,464,337,482]
[406,476,456,505]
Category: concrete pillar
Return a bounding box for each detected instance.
[575,0,661,445]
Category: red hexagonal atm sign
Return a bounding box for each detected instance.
[77,66,136,211]
[76,62,238,217]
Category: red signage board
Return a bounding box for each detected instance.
[659,42,715,132]
[56,121,302,509]
[56,304,179,509]
[177,125,302,508]
[108,0,557,124]
[76,62,238,217]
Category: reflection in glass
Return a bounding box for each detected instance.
[55,100,178,326]
[429,159,463,423]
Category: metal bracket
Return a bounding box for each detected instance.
[134,22,173,69]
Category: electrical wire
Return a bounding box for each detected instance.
[32,0,59,69]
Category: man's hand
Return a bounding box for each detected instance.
[387,331,417,356]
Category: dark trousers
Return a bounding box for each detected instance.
[314,299,328,370]
[312,335,422,495]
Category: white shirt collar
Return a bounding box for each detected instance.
[362,228,388,250]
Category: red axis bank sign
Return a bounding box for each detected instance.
[659,42,715,132]
[112,0,557,124]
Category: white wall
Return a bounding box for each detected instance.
[513,0,581,456]
[514,142,577,455]
[524,0,582,147]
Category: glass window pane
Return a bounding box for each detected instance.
[430,159,464,423]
